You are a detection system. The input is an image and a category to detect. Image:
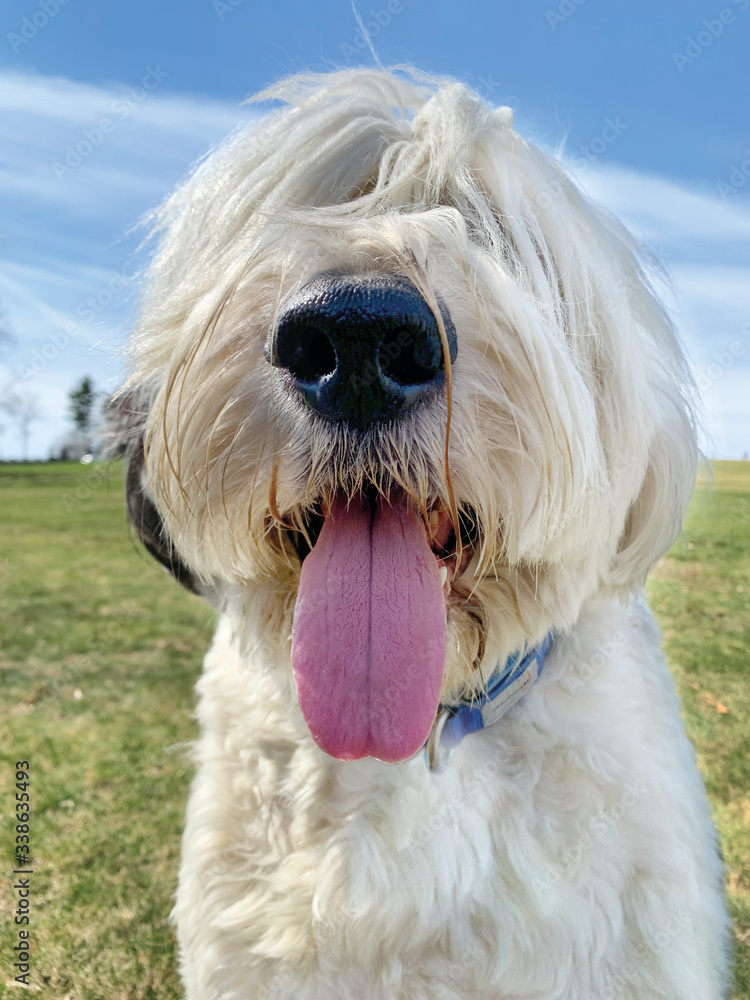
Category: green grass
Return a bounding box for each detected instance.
[0,460,748,997]
[647,460,750,994]
[0,463,214,999]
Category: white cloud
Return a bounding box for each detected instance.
[0,69,748,459]
[0,67,253,135]
[571,160,750,248]
[572,160,750,458]
[670,264,750,307]
[0,69,257,218]
[698,370,750,459]
[0,69,260,459]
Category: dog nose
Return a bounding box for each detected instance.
[267,274,457,430]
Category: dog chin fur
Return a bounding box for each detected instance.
[122,67,731,998]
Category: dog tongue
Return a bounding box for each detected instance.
[291,495,447,763]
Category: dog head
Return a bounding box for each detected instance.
[123,69,696,763]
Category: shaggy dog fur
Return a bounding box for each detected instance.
[122,68,731,999]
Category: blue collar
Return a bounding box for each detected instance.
[424,632,555,771]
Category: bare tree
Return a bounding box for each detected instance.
[1,384,42,461]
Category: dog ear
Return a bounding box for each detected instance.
[126,434,201,595]
[609,393,697,593]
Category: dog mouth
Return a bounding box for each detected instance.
[288,488,477,764]
[291,489,477,595]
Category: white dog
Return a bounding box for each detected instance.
[123,68,731,999]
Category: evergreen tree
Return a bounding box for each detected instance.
[68,376,95,432]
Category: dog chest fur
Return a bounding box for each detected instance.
[173,597,728,999]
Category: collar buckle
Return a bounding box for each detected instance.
[423,632,555,772]
[425,707,452,772]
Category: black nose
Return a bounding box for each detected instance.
[266,274,457,430]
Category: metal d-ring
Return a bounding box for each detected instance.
[425,707,452,772]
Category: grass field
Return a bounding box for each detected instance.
[1,460,748,997]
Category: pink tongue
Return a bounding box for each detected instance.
[291,495,447,763]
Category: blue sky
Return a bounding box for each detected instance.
[1,0,748,458]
